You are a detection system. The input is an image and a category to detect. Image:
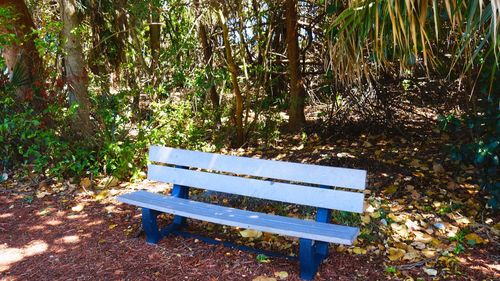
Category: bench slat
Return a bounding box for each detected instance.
[148,164,365,213]
[149,146,366,190]
[117,191,359,244]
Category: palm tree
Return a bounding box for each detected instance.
[326,0,499,87]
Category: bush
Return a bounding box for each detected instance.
[439,59,499,209]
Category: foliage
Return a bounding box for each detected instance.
[142,100,213,152]
[439,57,499,208]
[326,0,500,85]
[0,0,498,210]
[0,79,95,178]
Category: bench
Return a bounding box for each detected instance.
[117,146,367,280]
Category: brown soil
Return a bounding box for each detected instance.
[0,191,386,281]
[0,189,497,281]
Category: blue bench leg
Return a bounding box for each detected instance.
[171,166,190,227]
[299,238,319,280]
[315,241,329,260]
[142,208,162,244]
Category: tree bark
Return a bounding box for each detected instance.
[218,3,244,146]
[198,22,221,126]
[61,0,93,135]
[0,0,45,106]
[285,0,306,131]
[149,5,161,69]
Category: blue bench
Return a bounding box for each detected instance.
[117,146,367,280]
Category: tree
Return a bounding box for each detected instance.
[149,4,161,69]
[198,22,221,126]
[327,0,500,86]
[0,0,45,107]
[61,0,93,135]
[285,0,306,131]
[218,2,245,146]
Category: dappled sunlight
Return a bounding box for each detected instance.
[104,205,117,213]
[55,235,80,244]
[66,214,88,220]
[0,240,48,272]
[0,213,13,219]
[85,220,104,227]
[26,225,45,231]
[45,219,63,226]
[458,254,500,277]
[0,192,141,279]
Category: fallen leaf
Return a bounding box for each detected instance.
[492,223,500,236]
[252,277,276,281]
[410,159,421,168]
[432,163,445,174]
[80,177,92,189]
[391,223,409,237]
[274,271,289,279]
[256,254,271,263]
[388,248,406,261]
[36,191,49,199]
[454,216,471,226]
[403,249,420,261]
[412,242,426,250]
[414,231,433,243]
[422,249,437,258]
[433,223,445,230]
[383,185,398,195]
[464,233,485,245]
[99,176,119,188]
[423,268,437,276]
[361,215,371,224]
[240,229,263,239]
[365,204,376,213]
[71,204,85,212]
[95,190,109,201]
[352,247,367,254]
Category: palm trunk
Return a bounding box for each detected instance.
[285,0,306,131]
[61,0,93,135]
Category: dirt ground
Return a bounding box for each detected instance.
[0,183,498,281]
[0,191,387,281]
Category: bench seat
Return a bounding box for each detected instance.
[118,190,359,244]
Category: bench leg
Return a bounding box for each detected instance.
[299,238,329,280]
[171,167,190,227]
[142,208,162,244]
[299,238,318,280]
[315,241,329,260]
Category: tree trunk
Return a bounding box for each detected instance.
[218,4,244,146]
[149,5,161,69]
[285,0,306,131]
[61,0,93,135]
[0,0,45,107]
[268,5,286,101]
[198,22,221,126]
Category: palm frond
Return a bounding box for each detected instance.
[327,0,500,86]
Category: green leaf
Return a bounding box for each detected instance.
[256,254,271,263]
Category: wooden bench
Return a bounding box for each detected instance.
[117,146,367,280]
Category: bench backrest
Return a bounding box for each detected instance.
[148,146,366,213]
